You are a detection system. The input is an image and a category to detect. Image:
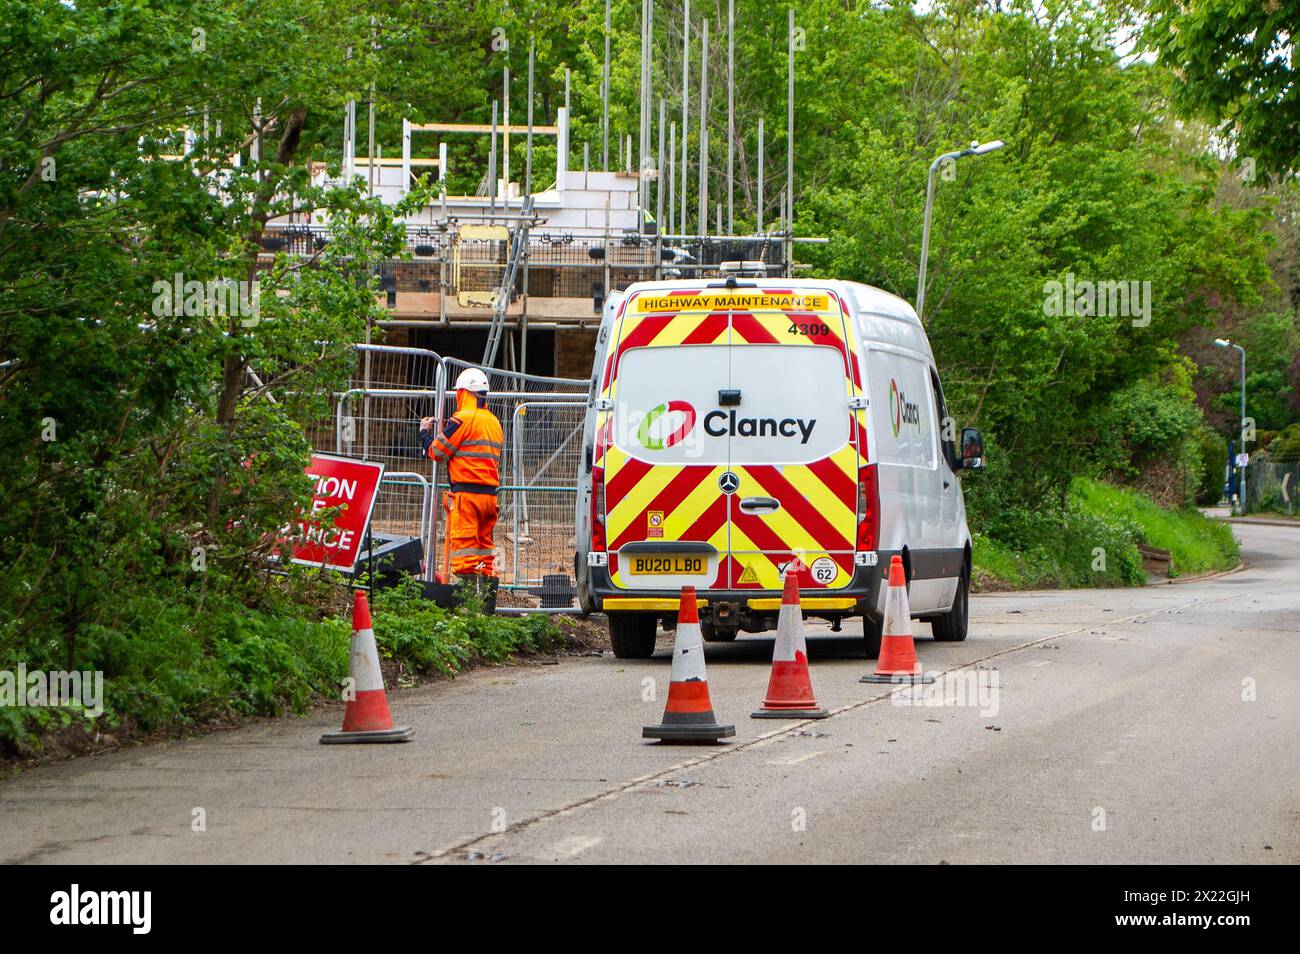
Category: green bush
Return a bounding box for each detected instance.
[972,478,1238,589]
[1272,424,1300,463]
[368,577,567,676]
[1094,372,1205,505]
[0,578,564,760]
[972,501,1145,589]
[1195,427,1228,505]
[960,434,1058,542]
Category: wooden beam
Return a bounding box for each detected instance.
[354,156,440,166]
[408,122,558,135]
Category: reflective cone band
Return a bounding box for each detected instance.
[861,555,933,685]
[643,586,735,742]
[752,572,828,719]
[321,590,415,743]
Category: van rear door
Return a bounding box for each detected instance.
[600,300,732,591]
[725,298,862,592]
[597,288,864,594]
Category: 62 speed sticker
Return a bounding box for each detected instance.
[810,557,838,584]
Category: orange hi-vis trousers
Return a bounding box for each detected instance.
[448,491,499,576]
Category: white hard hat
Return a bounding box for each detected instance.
[454,367,490,394]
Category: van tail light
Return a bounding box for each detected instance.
[856,463,879,552]
[591,465,607,551]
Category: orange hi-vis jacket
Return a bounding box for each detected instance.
[421,390,504,492]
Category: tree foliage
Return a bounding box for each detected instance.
[0,0,419,660]
[1147,0,1300,178]
[795,1,1271,508]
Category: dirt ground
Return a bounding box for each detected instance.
[493,587,540,608]
[551,613,611,654]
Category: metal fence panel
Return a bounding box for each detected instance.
[335,388,439,568]
[322,347,590,597]
[1245,460,1300,515]
[506,401,589,591]
[438,358,588,597]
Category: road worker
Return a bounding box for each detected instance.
[419,368,503,579]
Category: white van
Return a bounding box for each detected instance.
[573,277,985,659]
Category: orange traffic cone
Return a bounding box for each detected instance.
[643,586,735,743]
[321,590,414,743]
[860,556,934,685]
[752,572,828,719]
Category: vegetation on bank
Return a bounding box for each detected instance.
[0,578,564,762]
[972,478,1240,591]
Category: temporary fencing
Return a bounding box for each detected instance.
[323,346,589,601]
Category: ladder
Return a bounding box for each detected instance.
[482,194,533,367]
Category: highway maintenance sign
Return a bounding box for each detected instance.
[289,454,384,571]
[633,291,831,313]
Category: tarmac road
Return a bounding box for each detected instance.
[1,521,1296,865]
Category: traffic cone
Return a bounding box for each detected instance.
[860,556,934,685]
[643,586,735,742]
[321,590,414,743]
[752,572,827,719]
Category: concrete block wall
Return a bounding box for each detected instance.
[295,160,642,237]
[554,329,599,381]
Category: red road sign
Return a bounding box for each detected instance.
[290,454,385,571]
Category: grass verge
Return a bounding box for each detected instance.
[0,577,568,766]
[972,478,1239,591]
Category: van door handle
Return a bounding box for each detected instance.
[943,480,951,490]
[738,496,780,514]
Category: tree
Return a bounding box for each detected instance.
[1147,0,1300,178]
[0,0,487,657]
[798,0,1271,515]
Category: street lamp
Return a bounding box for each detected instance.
[916,139,1006,322]
[1214,337,1247,514]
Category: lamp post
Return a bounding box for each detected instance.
[916,139,1005,322]
[1214,338,1247,514]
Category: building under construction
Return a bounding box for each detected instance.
[261,1,820,381]
[270,3,823,598]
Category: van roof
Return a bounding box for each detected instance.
[620,277,917,322]
[617,277,933,361]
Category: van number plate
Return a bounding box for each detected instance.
[628,555,706,575]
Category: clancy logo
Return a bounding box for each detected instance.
[889,379,921,437]
[705,410,816,444]
[50,884,151,935]
[636,400,818,447]
[637,400,697,449]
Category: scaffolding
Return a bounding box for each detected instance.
[261,0,829,377]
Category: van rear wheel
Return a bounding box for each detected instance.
[607,612,658,659]
[932,566,970,642]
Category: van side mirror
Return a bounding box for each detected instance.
[960,427,985,470]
